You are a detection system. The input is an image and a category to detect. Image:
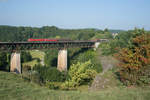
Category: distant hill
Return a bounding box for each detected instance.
[108,29,125,33]
[0,25,112,42]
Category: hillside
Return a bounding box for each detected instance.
[0,71,150,100]
[0,25,113,42]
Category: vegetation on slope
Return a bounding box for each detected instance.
[1,71,150,100]
[116,33,150,86]
[1,27,150,99]
[100,28,150,86]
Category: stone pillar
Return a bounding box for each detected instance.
[57,49,67,71]
[94,42,100,50]
[10,52,21,74]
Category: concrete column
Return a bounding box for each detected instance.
[57,49,67,71]
[10,52,21,74]
[94,42,100,50]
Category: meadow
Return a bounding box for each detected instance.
[0,71,150,100]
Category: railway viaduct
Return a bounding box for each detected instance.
[0,39,108,74]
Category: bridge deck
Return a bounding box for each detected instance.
[0,41,96,51]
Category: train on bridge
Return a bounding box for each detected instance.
[28,38,58,42]
[27,38,108,42]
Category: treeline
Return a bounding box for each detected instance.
[100,28,150,55]
[0,25,113,42]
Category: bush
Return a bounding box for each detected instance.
[22,70,42,85]
[46,82,62,90]
[71,49,94,64]
[21,51,32,63]
[33,65,67,83]
[30,71,42,84]
[22,65,31,72]
[0,52,8,71]
[44,50,58,67]
[100,43,112,55]
[115,33,150,86]
[61,60,97,89]
[70,49,102,73]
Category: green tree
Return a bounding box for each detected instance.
[44,50,58,67]
[115,33,150,86]
[104,28,109,33]
[61,60,97,89]
[70,49,102,72]
[0,52,8,70]
[21,51,32,63]
[33,64,66,82]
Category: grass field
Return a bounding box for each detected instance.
[0,71,150,100]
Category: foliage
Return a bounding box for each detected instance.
[33,64,67,83]
[92,29,113,39]
[115,33,150,86]
[44,48,102,73]
[46,82,62,90]
[21,51,32,63]
[22,50,45,67]
[70,49,102,73]
[0,52,8,70]
[44,49,58,67]
[61,61,97,89]
[1,71,150,100]
[29,71,42,84]
[0,25,111,42]
[100,28,149,55]
[22,65,32,72]
[71,49,94,63]
[100,43,112,55]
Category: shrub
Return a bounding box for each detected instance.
[115,33,150,86]
[30,71,42,84]
[22,70,42,85]
[46,82,62,90]
[100,43,112,55]
[0,52,8,70]
[36,58,41,63]
[44,50,58,67]
[22,65,31,72]
[33,65,67,83]
[70,49,102,73]
[61,60,97,89]
[21,51,32,63]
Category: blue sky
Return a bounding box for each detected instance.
[0,0,150,30]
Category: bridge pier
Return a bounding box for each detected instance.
[94,42,100,50]
[10,52,21,74]
[57,49,67,71]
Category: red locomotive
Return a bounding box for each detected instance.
[28,38,58,42]
[27,38,105,42]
